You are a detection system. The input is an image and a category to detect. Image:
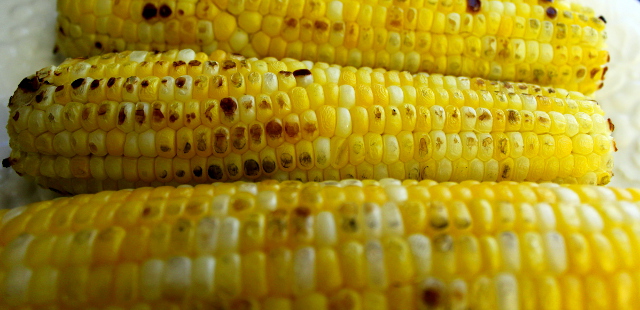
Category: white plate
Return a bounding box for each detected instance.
[2,0,639,209]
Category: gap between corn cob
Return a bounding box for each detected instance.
[0,179,639,309]
[54,0,609,94]
[4,49,614,194]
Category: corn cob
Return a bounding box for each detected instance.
[54,0,609,94]
[4,49,614,194]
[0,179,639,309]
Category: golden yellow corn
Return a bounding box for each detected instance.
[4,49,614,194]
[55,0,609,93]
[1,179,640,309]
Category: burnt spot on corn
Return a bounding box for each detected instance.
[299,152,312,167]
[223,60,236,70]
[466,0,481,13]
[303,123,317,135]
[332,22,345,31]
[478,111,491,121]
[94,42,103,49]
[613,139,618,152]
[142,3,158,19]
[250,124,263,143]
[48,113,55,122]
[71,78,85,89]
[204,104,215,122]
[2,158,11,168]
[262,157,276,173]
[175,77,187,88]
[169,111,179,123]
[576,68,586,79]
[159,4,172,17]
[135,108,145,124]
[160,145,171,153]
[546,7,557,18]
[422,289,442,307]
[590,68,600,79]
[285,17,298,28]
[602,67,609,79]
[599,15,607,23]
[279,71,292,77]
[153,107,165,122]
[220,97,237,116]
[82,107,91,120]
[188,60,201,68]
[107,77,117,87]
[293,69,312,77]
[118,108,127,125]
[227,163,239,176]
[501,164,511,179]
[18,77,40,93]
[280,153,294,168]
[34,91,45,103]
[233,127,247,149]
[244,159,260,176]
[193,165,203,177]
[89,142,98,153]
[158,170,168,179]
[214,130,229,153]
[285,121,300,138]
[175,170,185,178]
[90,79,101,90]
[259,99,271,110]
[55,85,65,93]
[266,120,283,139]
[183,142,192,153]
[314,20,329,31]
[196,133,208,151]
[12,111,19,121]
[212,76,225,88]
[608,118,615,132]
[507,110,520,123]
[97,104,108,116]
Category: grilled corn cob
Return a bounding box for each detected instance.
[55,0,609,94]
[4,49,614,194]
[0,179,639,309]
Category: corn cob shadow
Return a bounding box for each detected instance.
[4,49,614,194]
[0,179,637,308]
[54,0,609,94]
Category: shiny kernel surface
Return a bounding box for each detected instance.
[6,50,613,194]
[55,0,607,93]
[0,180,638,309]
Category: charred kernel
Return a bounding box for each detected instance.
[220,98,237,115]
[142,3,158,19]
[250,125,263,142]
[141,80,150,87]
[299,152,312,166]
[223,60,236,70]
[55,85,65,92]
[188,60,202,66]
[153,108,164,122]
[169,111,179,123]
[183,142,192,153]
[90,80,101,89]
[244,159,260,176]
[422,288,442,307]
[18,77,39,92]
[118,108,127,124]
[176,170,185,177]
[546,7,557,19]
[576,68,586,79]
[35,93,44,103]
[280,153,293,168]
[598,15,607,23]
[467,0,481,13]
[266,121,283,138]
[160,145,171,152]
[176,77,187,88]
[293,69,312,77]
[262,158,276,173]
[173,60,186,67]
[193,166,203,177]
[2,158,11,168]
[602,67,609,78]
[613,140,618,152]
[227,163,239,176]
[48,113,55,122]
[607,118,615,132]
[590,68,600,79]
[159,170,168,178]
[314,20,329,31]
[159,4,172,17]
[107,77,117,87]
[94,42,102,49]
[97,105,108,116]
[279,71,292,77]
[82,108,91,120]
[12,112,19,121]
[71,78,85,89]
[285,122,299,138]
[135,109,145,124]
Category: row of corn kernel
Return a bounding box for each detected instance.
[18,148,611,188]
